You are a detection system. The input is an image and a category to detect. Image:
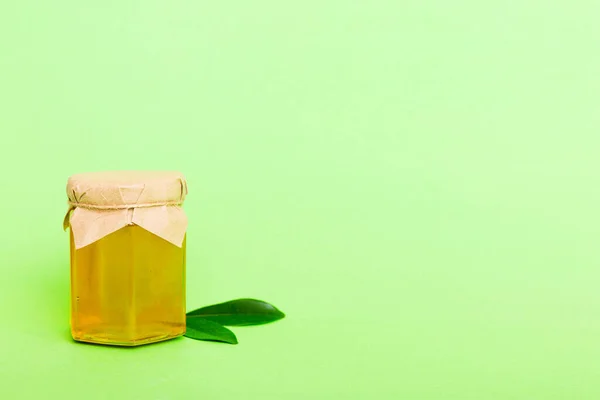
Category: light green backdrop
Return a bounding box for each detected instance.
[1,1,600,399]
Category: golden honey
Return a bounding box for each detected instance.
[70,227,186,345]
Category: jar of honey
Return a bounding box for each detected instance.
[63,171,188,346]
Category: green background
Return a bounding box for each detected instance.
[1,1,599,399]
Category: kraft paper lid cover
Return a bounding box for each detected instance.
[64,171,188,249]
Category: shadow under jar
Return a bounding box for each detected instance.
[64,171,188,346]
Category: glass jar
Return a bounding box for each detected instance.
[63,171,188,346]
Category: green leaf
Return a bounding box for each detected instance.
[187,298,285,326]
[184,317,238,344]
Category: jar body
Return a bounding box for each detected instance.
[70,225,186,346]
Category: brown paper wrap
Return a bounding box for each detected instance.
[64,171,188,249]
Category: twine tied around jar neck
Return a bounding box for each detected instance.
[66,199,184,211]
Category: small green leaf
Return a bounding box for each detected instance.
[184,317,238,344]
[187,298,285,326]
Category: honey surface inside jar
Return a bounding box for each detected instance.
[70,226,186,346]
